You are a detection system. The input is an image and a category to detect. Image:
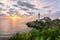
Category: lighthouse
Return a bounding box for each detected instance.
[38,13,40,21]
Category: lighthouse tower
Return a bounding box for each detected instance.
[38,13,40,21]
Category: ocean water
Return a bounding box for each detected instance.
[0,19,31,38]
[0,16,36,38]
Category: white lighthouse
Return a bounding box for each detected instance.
[38,13,40,21]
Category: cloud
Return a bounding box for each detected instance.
[0,0,60,17]
[0,13,7,16]
[7,8,19,16]
[43,5,52,8]
[17,1,35,9]
[0,2,4,6]
[20,8,29,11]
[51,11,60,18]
[12,4,18,7]
[22,14,29,16]
[42,11,60,18]
[0,7,3,11]
[27,12,35,16]
[0,0,44,16]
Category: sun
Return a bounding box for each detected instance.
[12,16,18,20]
[11,15,20,27]
[11,15,20,20]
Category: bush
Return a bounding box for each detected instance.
[9,27,60,40]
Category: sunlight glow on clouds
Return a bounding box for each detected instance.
[0,0,60,18]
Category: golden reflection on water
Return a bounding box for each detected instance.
[11,16,20,28]
[0,16,22,28]
[0,16,37,37]
[0,16,37,28]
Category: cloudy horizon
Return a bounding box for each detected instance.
[0,0,60,18]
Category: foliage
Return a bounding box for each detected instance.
[9,27,60,40]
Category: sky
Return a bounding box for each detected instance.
[0,0,60,18]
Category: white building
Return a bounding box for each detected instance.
[38,13,40,21]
